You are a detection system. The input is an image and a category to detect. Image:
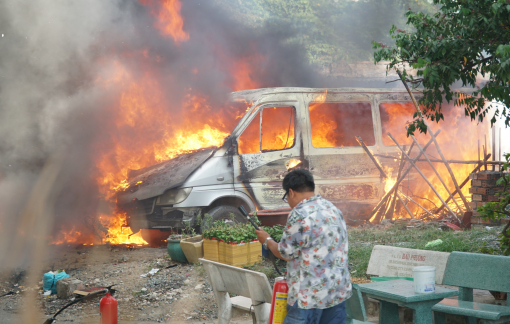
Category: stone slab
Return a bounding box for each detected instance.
[366,245,450,284]
[56,278,84,299]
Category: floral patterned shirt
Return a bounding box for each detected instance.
[278,194,351,309]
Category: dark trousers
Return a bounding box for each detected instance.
[282,301,346,324]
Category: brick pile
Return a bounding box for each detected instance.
[469,170,509,222]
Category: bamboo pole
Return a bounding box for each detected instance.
[395,193,415,219]
[388,132,460,222]
[356,136,387,179]
[355,136,415,222]
[410,134,462,212]
[396,70,471,212]
[436,153,491,213]
[385,143,414,220]
[371,155,505,164]
[367,130,441,222]
[398,191,436,218]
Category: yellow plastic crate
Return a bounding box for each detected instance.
[223,242,248,267]
[218,240,226,264]
[247,240,262,265]
[203,238,219,262]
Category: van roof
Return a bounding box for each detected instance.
[230,87,422,102]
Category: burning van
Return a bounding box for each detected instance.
[116,87,435,232]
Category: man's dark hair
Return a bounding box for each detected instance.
[283,169,315,193]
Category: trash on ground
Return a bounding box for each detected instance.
[425,239,444,248]
[140,268,159,278]
[43,271,70,294]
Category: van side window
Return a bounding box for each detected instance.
[379,102,428,146]
[238,106,295,154]
[238,111,260,155]
[261,106,295,152]
[308,102,375,147]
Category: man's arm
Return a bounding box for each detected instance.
[254,229,292,261]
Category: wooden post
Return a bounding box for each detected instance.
[492,126,496,171]
[388,132,459,222]
[396,70,471,212]
[410,134,462,212]
[484,135,487,171]
[367,130,441,223]
[436,153,491,213]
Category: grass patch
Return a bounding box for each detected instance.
[348,225,503,278]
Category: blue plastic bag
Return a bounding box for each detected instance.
[43,271,70,294]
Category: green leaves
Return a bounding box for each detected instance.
[374,0,510,130]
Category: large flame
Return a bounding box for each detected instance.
[377,102,485,220]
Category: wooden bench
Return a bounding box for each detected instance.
[199,258,272,324]
[432,251,510,324]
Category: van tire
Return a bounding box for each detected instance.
[201,205,247,232]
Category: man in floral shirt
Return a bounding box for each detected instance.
[255,169,351,324]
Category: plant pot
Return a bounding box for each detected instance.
[223,242,248,267]
[203,238,219,262]
[180,235,204,264]
[167,239,188,263]
[247,240,262,265]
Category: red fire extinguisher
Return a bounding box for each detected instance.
[268,277,289,324]
[100,292,118,324]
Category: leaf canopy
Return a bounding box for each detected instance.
[373,0,510,134]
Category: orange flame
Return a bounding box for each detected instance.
[140,0,189,44]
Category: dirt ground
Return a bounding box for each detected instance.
[0,244,254,324]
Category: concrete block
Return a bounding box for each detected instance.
[366,245,450,284]
[56,278,84,299]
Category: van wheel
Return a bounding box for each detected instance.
[200,205,247,233]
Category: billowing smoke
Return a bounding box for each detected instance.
[0,0,422,255]
[0,0,327,248]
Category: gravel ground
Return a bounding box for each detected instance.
[0,244,251,323]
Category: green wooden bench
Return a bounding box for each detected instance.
[346,283,375,324]
[432,251,510,324]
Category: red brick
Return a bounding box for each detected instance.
[481,180,497,187]
[471,180,482,187]
[472,194,487,202]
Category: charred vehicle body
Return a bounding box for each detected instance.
[117,87,422,232]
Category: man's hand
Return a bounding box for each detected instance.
[255,228,270,244]
[254,228,291,262]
